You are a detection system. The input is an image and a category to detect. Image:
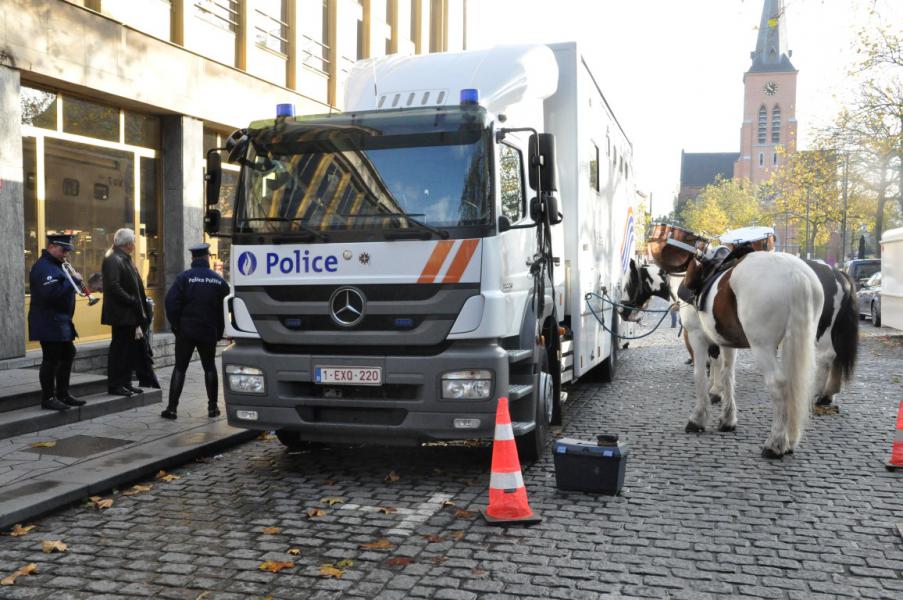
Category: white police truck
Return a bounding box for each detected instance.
[204,43,636,461]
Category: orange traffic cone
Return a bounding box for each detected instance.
[886,401,903,471]
[480,397,541,526]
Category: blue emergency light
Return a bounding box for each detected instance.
[276,103,295,118]
[460,88,480,105]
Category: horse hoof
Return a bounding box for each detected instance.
[761,447,785,459]
[815,396,833,407]
[718,423,736,432]
[685,422,705,433]
[709,394,722,405]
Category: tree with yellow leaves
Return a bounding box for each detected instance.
[679,176,762,239]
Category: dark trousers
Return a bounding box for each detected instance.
[108,325,144,389]
[174,336,217,373]
[39,341,76,400]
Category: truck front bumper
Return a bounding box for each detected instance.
[221,341,510,444]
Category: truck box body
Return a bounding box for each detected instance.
[881,227,903,331]
[219,43,635,449]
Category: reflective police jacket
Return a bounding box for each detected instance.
[164,258,230,343]
[28,250,78,342]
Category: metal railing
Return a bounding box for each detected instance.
[302,34,330,76]
[254,8,288,55]
[194,0,238,32]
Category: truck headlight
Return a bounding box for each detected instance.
[441,370,492,400]
[226,365,266,394]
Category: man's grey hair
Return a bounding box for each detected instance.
[113,228,136,248]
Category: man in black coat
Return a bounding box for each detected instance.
[162,243,230,419]
[101,228,148,397]
[27,233,88,411]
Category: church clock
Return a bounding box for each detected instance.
[763,81,778,95]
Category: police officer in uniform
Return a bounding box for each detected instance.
[162,243,230,419]
[28,233,88,411]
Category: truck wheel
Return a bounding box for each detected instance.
[872,303,881,327]
[275,430,323,450]
[516,351,552,464]
[599,310,619,383]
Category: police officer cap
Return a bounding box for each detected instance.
[189,243,210,258]
[47,233,76,251]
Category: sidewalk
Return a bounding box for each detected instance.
[0,357,257,530]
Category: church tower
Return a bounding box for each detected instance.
[733,0,798,185]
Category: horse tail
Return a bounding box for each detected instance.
[783,269,819,443]
[831,270,859,382]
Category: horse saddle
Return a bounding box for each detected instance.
[678,245,756,311]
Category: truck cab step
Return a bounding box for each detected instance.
[507,384,533,400]
[507,349,533,364]
[511,420,536,436]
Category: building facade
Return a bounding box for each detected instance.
[733,0,797,185]
[0,0,465,361]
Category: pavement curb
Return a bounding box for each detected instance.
[0,420,258,530]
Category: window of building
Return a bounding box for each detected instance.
[757,105,767,144]
[588,142,599,191]
[301,1,330,75]
[758,152,764,167]
[20,87,57,130]
[499,143,525,222]
[771,105,781,143]
[63,96,119,143]
[125,111,161,148]
[255,0,288,55]
[356,1,366,60]
[772,152,778,166]
[23,137,37,293]
[195,0,239,32]
[385,0,394,54]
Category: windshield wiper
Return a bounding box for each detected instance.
[342,212,449,240]
[241,217,330,241]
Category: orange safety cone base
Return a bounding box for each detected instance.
[886,461,902,472]
[480,507,542,527]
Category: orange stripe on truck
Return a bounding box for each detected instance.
[418,240,455,283]
[442,239,479,283]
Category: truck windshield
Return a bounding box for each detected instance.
[235,107,492,241]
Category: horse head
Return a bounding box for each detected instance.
[620,259,673,321]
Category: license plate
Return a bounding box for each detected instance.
[315,366,382,386]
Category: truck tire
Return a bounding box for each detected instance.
[872,303,881,327]
[516,351,553,464]
[599,310,619,383]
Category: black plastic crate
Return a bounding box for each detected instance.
[552,435,629,494]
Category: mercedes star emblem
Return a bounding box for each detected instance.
[329,287,366,327]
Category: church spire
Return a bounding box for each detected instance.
[748,0,796,73]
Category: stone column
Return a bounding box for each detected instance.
[0,65,26,360]
[162,116,204,300]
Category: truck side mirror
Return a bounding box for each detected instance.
[205,150,222,207]
[528,133,558,193]
[545,193,563,225]
[204,208,221,235]
[498,215,512,232]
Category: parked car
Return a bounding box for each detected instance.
[846,258,881,291]
[857,271,881,327]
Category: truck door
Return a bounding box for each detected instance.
[498,141,535,299]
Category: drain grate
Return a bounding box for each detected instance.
[23,434,131,458]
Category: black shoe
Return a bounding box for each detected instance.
[108,386,135,397]
[41,396,71,411]
[684,358,694,366]
[58,394,86,407]
[161,408,177,420]
[126,385,144,395]
[139,380,162,389]
[208,407,221,418]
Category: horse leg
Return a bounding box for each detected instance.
[818,362,844,410]
[707,345,723,405]
[749,345,792,458]
[685,330,711,433]
[813,351,834,407]
[717,347,738,432]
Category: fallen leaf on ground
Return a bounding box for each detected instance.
[814,405,840,415]
[259,560,294,573]
[442,500,456,507]
[121,484,153,497]
[453,509,475,519]
[431,555,449,565]
[449,531,465,541]
[318,565,344,578]
[0,563,37,586]
[155,470,181,482]
[7,524,35,537]
[472,567,488,577]
[89,496,113,510]
[194,592,210,600]
[384,471,401,482]
[262,527,281,535]
[306,508,327,519]
[387,556,413,567]
[30,440,56,449]
[423,534,444,543]
[320,496,345,506]
[335,559,354,568]
[322,479,336,486]
[287,548,301,556]
[377,506,397,514]
[41,540,68,553]
[360,538,393,550]
[257,431,277,441]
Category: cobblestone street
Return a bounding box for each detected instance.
[1,323,901,599]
